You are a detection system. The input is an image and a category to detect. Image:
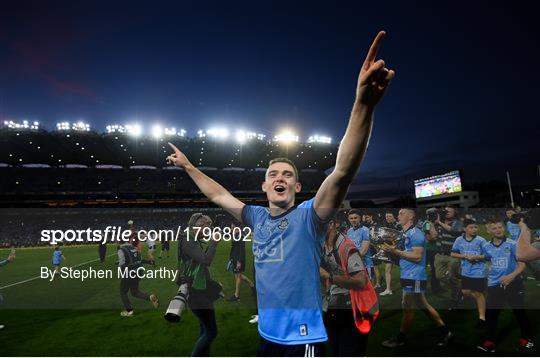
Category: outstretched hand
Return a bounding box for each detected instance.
[166,142,191,168]
[356,31,395,107]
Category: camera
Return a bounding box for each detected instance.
[164,283,189,323]
[426,208,446,222]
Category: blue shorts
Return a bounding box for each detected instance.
[400,279,427,294]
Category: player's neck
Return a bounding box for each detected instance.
[402,222,413,231]
[268,201,295,217]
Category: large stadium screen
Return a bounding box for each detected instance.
[414,170,463,199]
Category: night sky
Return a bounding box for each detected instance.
[1,0,539,200]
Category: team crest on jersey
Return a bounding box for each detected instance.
[278,218,289,230]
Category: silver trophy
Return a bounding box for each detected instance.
[369,226,405,263]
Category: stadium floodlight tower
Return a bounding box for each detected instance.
[3,120,40,130]
[56,121,71,131]
[274,130,299,143]
[126,123,142,137]
[106,124,126,134]
[151,124,163,139]
[307,135,332,144]
[71,121,91,132]
[235,130,266,144]
[206,127,229,140]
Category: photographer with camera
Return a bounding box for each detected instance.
[176,213,222,357]
[433,207,463,307]
[421,208,443,294]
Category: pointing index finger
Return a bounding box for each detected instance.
[363,31,386,67]
[168,142,180,153]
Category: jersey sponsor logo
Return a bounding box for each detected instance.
[492,257,508,269]
[253,235,284,263]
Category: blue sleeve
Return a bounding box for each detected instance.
[301,198,328,235]
[241,205,256,228]
[481,242,491,259]
[451,238,461,253]
[362,228,370,243]
[411,230,425,248]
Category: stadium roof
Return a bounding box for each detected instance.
[0,128,337,170]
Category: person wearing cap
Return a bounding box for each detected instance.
[450,219,487,327]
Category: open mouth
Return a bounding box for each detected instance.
[274,184,286,193]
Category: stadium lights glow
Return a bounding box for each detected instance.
[72,121,91,131]
[151,124,163,139]
[235,130,266,144]
[56,121,70,131]
[126,124,142,137]
[307,135,332,144]
[106,124,126,133]
[164,127,186,137]
[274,130,299,143]
[206,127,229,140]
[3,120,39,130]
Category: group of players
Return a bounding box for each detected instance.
[339,207,536,354]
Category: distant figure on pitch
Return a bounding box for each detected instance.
[226,221,256,302]
[51,246,66,281]
[0,248,16,331]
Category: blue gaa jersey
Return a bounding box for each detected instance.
[346,226,373,268]
[451,235,487,278]
[400,226,427,280]
[52,250,63,265]
[506,221,521,241]
[242,198,328,345]
[482,238,519,287]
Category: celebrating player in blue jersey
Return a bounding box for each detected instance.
[51,246,66,281]
[381,208,452,348]
[476,218,534,353]
[450,219,487,326]
[167,30,394,356]
[346,209,373,279]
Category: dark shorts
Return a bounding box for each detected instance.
[161,240,170,250]
[257,337,325,357]
[226,259,246,273]
[400,279,427,294]
[461,276,487,292]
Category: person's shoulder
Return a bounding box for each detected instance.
[297,198,315,208]
[476,235,487,243]
[506,238,517,247]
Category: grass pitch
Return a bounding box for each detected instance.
[0,241,538,356]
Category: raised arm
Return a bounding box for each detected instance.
[166,143,245,222]
[315,31,395,220]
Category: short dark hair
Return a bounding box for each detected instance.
[463,218,477,227]
[348,209,361,216]
[267,158,300,181]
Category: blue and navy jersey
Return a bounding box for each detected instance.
[52,250,63,265]
[451,235,487,278]
[506,221,521,241]
[482,238,520,287]
[399,226,427,281]
[242,198,328,345]
[346,226,372,268]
